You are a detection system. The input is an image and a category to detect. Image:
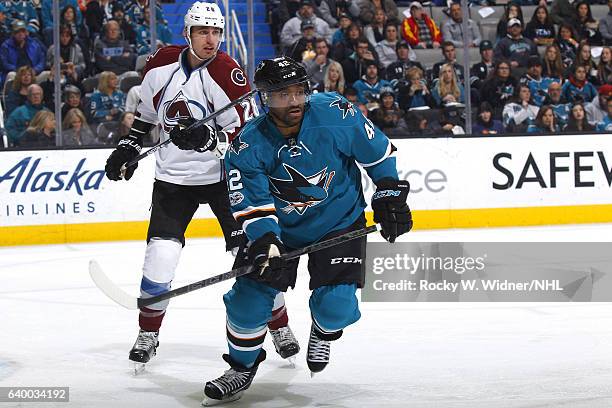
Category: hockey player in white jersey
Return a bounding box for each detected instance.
[104,1,299,374]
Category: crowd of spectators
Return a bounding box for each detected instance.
[270,0,612,136]
[0,0,169,148]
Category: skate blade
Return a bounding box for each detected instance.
[286,356,296,368]
[202,391,243,406]
[132,362,146,376]
[310,371,316,378]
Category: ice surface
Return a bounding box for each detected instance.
[1,224,612,407]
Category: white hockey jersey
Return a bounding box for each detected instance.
[137,46,256,185]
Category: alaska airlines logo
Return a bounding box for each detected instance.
[329,97,355,119]
[268,164,335,215]
[162,91,205,133]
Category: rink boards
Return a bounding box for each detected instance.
[1,133,611,245]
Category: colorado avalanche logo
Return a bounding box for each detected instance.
[162,91,205,133]
[230,68,247,87]
[329,97,355,119]
[268,164,335,215]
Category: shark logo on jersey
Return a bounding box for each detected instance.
[228,135,249,156]
[329,97,355,119]
[268,164,335,215]
[162,91,205,133]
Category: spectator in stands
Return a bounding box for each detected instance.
[94,20,136,75]
[341,36,379,84]
[112,3,136,45]
[305,38,335,90]
[42,0,82,30]
[472,102,504,135]
[352,60,390,104]
[596,46,612,85]
[442,2,481,48]
[574,1,602,45]
[0,20,46,86]
[504,85,540,134]
[496,3,523,41]
[596,97,612,130]
[551,0,576,26]
[135,6,172,56]
[316,60,345,93]
[4,65,34,116]
[125,71,143,113]
[556,24,579,67]
[405,111,434,137]
[62,5,90,46]
[396,66,435,110]
[364,9,386,45]
[343,86,358,103]
[117,111,135,143]
[288,19,318,63]
[401,2,441,49]
[280,0,331,51]
[470,40,494,91]
[15,110,56,147]
[564,102,595,131]
[542,44,565,81]
[543,81,571,128]
[331,12,353,45]
[371,88,407,137]
[5,83,49,145]
[432,63,465,107]
[601,0,612,46]
[332,21,361,61]
[585,83,612,125]
[61,85,88,120]
[520,56,555,107]
[494,18,538,69]
[90,70,125,124]
[374,22,401,69]
[385,41,419,82]
[319,0,360,28]
[62,108,99,146]
[432,41,465,84]
[562,64,598,103]
[527,105,559,133]
[46,25,86,83]
[481,60,517,119]
[572,42,599,84]
[5,0,36,24]
[524,5,555,47]
[126,0,165,25]
[0,5,12,45]
[359,0,398,26]
[84,0,115,37]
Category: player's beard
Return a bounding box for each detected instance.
[270,104,304,129]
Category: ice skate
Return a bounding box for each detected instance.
[306,325,331,377]
[202,350,266,406]
[129,329,159,375]
[269,325,300,366]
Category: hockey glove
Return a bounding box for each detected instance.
[248,232,292,292]
[105,135,141,181]
[169,118,218,152]
[372,178,413,243]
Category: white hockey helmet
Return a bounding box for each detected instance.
[184,1,225,41]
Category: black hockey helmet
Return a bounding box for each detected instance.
[254,56,310,94]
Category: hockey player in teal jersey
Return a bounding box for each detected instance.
[202,56,412,405]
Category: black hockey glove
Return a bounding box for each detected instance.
[248,232,292,292]
[105,135,141,181]
[372,178,413,243]
[169,118,218,152]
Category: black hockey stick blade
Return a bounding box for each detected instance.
[90,224,380,310]
[119,89,258,175]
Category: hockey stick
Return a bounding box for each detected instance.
[90,224,380,310]
[119,89,258,176]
